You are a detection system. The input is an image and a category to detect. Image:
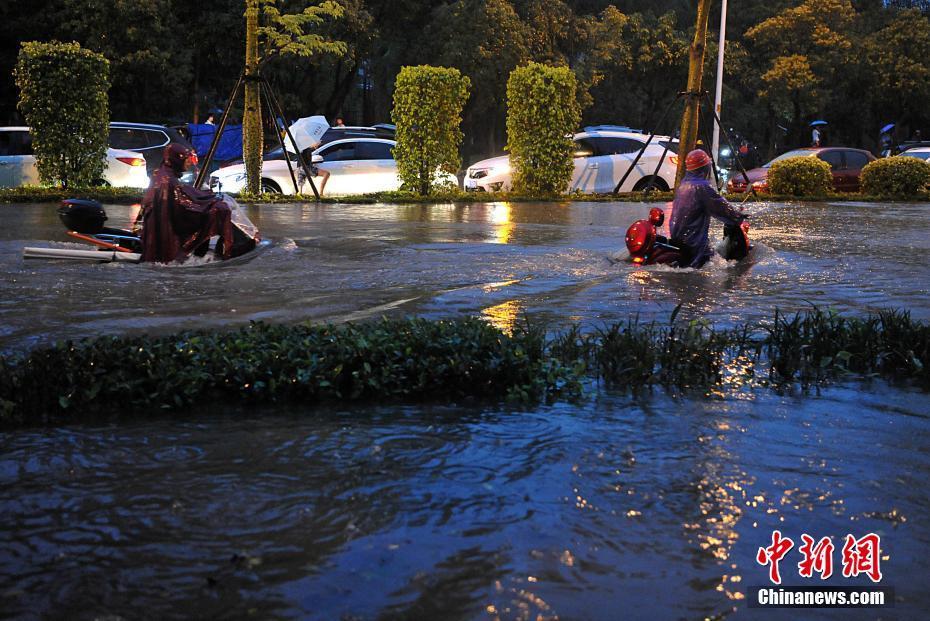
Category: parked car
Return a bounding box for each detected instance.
[464,127,679,193]
[0,126,149,189]
[727,147,876,193]
[219,124,397,168]
[898,146,930,162]
[209,136,454,195]
[109,121,197,182]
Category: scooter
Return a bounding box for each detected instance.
[625,207,751,267]
[23,197,269,266]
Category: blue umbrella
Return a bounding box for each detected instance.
[880,123,895,134]
[810,120,828,127]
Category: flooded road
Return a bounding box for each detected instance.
[1,199,929,349]
[1,200,929,619]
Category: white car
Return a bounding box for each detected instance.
[0,127,149,188]
[899,147,930,162]
[465,127,679,193]
[209,137,455,195]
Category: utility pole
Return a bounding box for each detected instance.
[243,0,262,195]
[711,0,728,166]
[675,0,713,186]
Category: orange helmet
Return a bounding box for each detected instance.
[685,149,712,171]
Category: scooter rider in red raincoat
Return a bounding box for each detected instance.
[668,149,746,268]
[135,144,235,263]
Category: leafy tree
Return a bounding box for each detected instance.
[15,41,109,187]
[391,65,470,195]
[506,62,580,194]
[865,9,930,130]
[242,0,347,194]
[429,0,530,155]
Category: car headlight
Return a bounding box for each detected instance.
[469,169,488,179]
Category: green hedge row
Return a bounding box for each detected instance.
[15,41,110,188]
[1,310,927,427]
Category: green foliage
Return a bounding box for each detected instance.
[767,155,833,196]
[0,185,142,204]
[506,62,580,195]
[0,318,579,426]
[391,65,471,195]
[14,41,109,188]
[766,308,929,385]
[1,308,928,426]
[860,156,930,198]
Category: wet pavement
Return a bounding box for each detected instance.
[1,200,929,620]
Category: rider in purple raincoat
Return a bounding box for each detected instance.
[668,149,746,268]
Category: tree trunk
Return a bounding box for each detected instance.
[675,0,713,187]
[243,0,263,195]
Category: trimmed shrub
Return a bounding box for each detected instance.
[506,63,581,195]
[14,41,110,188]
[392,65,470,195]
[767,155,832,196]
[860,156,930,198]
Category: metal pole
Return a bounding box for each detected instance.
[259,79,300,194]
[711,0,728,163]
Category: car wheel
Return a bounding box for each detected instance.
[633,176,669,192]
[261,179,281,194]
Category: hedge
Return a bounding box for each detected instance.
[1,309,927,427]
[14,41,110,188]
[392,65,470,195]
[767,155,833,197]
[506,63,581,195]
[860,156,930,198]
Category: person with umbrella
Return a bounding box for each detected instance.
[286,116,332,196]
[880,123,895,157]
[811,120,827,147]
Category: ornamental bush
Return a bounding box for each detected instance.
[506,62,581,195]
[392,65,470,195]
[860,156,930,198]
[767,155,833,197]
[14,41,110,188]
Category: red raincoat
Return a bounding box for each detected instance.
[137,144,234,263]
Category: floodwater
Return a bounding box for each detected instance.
[1,199,929,349]
[1,200,929,620]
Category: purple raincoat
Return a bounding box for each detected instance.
[668,169,744,268]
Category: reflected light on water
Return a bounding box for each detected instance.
[482,299,523,335]
[488,202,514,244]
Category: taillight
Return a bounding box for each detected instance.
[188,152,199,166]
[117,157,145,167]
[669,155,679,166]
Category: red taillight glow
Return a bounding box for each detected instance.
[669,155,679,166]
[117,157,145,167]
[188,153,199,166]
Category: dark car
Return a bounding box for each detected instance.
[108,122,198,182]
[727,147,876,193]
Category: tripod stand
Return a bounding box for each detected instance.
[613,90,755,199]
[194,71,320,200]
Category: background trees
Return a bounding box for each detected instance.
[1,0,929,164]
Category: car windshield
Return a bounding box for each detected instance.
[764,150,817,168]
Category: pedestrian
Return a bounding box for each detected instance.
[812,126,821,147]
[297,147,331,196]
[334,116,346,128]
